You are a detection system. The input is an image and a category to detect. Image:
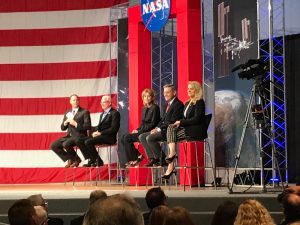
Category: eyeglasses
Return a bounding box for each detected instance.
[40,202,48,207]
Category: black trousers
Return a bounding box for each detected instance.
[51,136,87,162]
[121,133,140,162]
[84,135,116,161]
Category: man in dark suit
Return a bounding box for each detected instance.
[51,94,91,168]
[83,95,120,167]
[139,84,184,166]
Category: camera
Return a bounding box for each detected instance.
[232,59,268,80]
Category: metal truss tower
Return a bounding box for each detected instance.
[258,0,287,186]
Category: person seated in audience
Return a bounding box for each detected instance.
[139,84,184,167]
[50,94,91,168]
[121,88,160,167]
[34,206,48,225]
[8,199,38,225]
[164,206,196,225]
[211,200,238,225]
[83,193,143,225]
[83,95,120,167]
[234,199,275,225]
[27,194,63,225]
[143,187,168,225]
[149,205,171,225]
[278,186,300,225]
[162,81,207,179]
[70,190,107,225]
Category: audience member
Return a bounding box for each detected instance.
[50,94,91,168]
[234,199,275,225]
[122,88,160,167]
[8,199,37,225]
[34,206,48,225]
[83,193,143,225]
[27,194,63,225]
[164,206,195,225]
[162,81,206,179]
[139,84,184,167]
[149,205,170,225]
[70,190,107,225]
[143,187,168,225]
[278,186,300,225]
[211,200,238,225]
[83,95,120,167]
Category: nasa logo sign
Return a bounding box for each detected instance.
[140,0,171,32]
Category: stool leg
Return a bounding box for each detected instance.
[108,146,111,184]
[195,142,201,189]
[206,140,217,189]
[183,142,187,191]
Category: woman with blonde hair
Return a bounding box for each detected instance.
[162,81,207,179]
[121,88,160,167]
[234,199,275,225]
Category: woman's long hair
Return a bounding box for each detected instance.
[188,81,203,104]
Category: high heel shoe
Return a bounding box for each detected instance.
[130,155,144,167]
[161,169,177,180]
[165,154,177,164]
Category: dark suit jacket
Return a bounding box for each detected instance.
[137,104,161,133]
[157,97,184,138]
[180,99,207,140]
[96,107,120,143]
[61,107,91,137]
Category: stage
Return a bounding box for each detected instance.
[0,182,284,225]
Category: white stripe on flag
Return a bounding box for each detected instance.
[0,147,118,167]
[0,113,104,133]
[0,43,117,64]
[0,8,111,30]
[0,77,117,98]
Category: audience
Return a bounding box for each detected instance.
[70,190,107,225]
[278,186,300,225]
[143,187,168,225]
[27,194,63,225]
[234,199,275,225]
[149,205,170,225]
[83,193,143,225]
[211,200,238,225]
[34,206,48,225]
[164,206,196,225]
[8,199,37,225]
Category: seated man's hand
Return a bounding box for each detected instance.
[69,119,77,127]
[150,128,158,134]
[92,131,101,137]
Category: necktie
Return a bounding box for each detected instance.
[166,102,170,112]
[101,112,107,122]
[72,110,76,115]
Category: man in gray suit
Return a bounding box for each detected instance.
[51,94,91,168]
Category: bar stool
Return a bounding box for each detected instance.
[64,146,81,186]
[180,114,216,191]
[92,144,119,185]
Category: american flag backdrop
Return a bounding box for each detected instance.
[0,0,126,183]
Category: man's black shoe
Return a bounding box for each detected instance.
[95,157,104,167]
[146,158,159,167]
[83,159,95,167]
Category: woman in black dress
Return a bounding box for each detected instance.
[122,88,160,167]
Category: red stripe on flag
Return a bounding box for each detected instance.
[0,95,118,115]
[0,0,128,12]
[0,26,117,47]
[0,167,113,184]
[0,133,63,150]
[0,60,117,81]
